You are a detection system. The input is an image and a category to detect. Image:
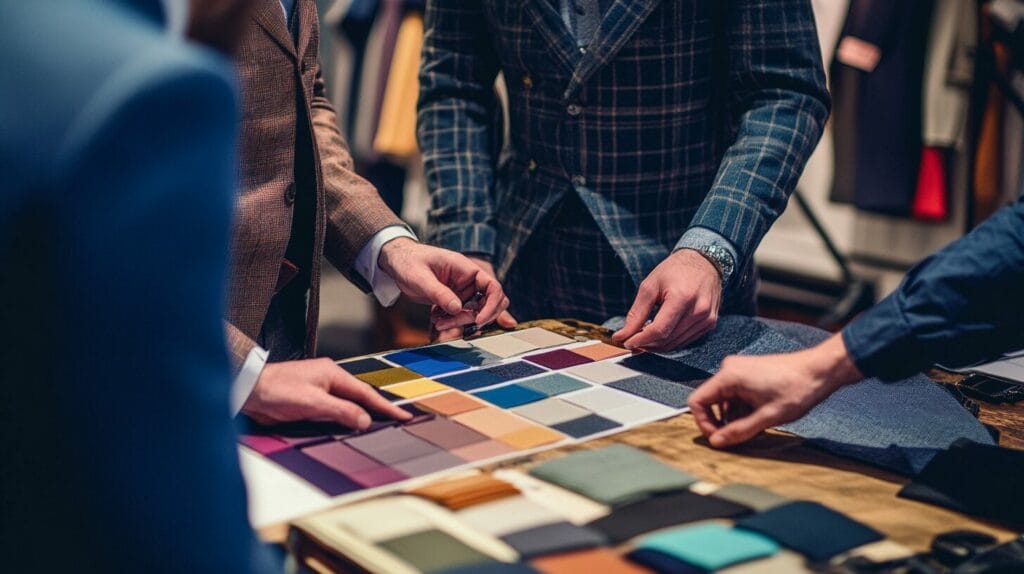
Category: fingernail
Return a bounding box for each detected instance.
[709,434,724,448]
[356,413,371,430]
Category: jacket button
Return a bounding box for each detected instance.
[527,159,537,172]
[571,175,586,187]
[567,103,582,116]
[523,74,533,89]
[284,183,297,206]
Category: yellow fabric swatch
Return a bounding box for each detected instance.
[383,378,450,399]
[356,367,420,388]
[373,12,422,159]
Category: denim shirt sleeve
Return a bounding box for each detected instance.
[842,198,1024,381]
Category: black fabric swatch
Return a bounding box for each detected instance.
[734,501,882,562]
[587,490,751,544]
[619,354,712,387]
[552,414,621,438]
[898,438,1024,529]
[500,522,607,558]
[625,549,705,574]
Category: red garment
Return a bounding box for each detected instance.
[912,146,950,221]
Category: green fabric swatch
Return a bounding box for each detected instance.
[637,523,779,571]
[711,483,790,512]
[379,529,493,573]
[518,373,590,397]
[528,444,696,506]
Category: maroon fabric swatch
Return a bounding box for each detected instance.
[524,349,593,370]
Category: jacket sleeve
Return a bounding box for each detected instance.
[843,197,1024,381]
[309,53,406,285]
[226,320,258,374]
[53,48,273,572]
[688,0,830,273]
[417,0,502,257]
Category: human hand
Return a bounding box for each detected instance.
[432,256,517,342]
[241,358,413,429]
[612,249,722,352]
[687,334,863,448]
[377,238,510,336]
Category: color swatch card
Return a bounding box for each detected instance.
[240,329,712,509]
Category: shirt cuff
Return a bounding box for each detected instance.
[354,225,418,307]
[232,345,269,415]
[674,227,739,287]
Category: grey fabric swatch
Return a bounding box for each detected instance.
[711,483,790,512]
[608,375,693,408]
[500,522,607,558]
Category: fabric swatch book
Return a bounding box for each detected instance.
[239,327,711,526]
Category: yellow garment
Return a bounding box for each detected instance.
[373,12,423,159]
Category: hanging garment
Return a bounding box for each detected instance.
[912,147,950,221]
[973,5,1010,225]
[373,11,423,159]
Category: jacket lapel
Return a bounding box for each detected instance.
[295,0,315,65]
[252,1,296,61]
[565,0,661,99]
[523,0,584,77]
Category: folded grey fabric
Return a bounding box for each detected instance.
[603,316,995,474]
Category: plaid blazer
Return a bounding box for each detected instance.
[227,0,403,369]
[418,0,830,296]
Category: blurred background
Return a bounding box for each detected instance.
[313,0,1024,358]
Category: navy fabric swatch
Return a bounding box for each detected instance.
[437,370,506,391]
[500,522,607,558]
[587,490,751,544]
[734,501,883,561]
[485,362,547,381]
[475,384,547,408]
[625,548,705,574]
[552,414,621,438]
[603,316,995,475]
[385,349,437,366]
[337,357,391,375]
[619,354,712,386]
[608,375,693,408]
[266,448,361,496]
[898,438,1024,528]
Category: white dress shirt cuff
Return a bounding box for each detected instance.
[354,225,418,307]
[232,345,269,416]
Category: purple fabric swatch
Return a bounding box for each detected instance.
[405,417,489,450]
[301,440,382,475]
[267,448,362,496]
[348,465,408,488]
[345,427,442,465]
[524,349,592,370]
[239,434,291,455]
[393,450,465,477]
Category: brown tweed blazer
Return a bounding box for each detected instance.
[226,0,403,370]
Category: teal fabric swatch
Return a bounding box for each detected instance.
[528,444,696,506]
[637,523,779,571]
[518,373,590,397]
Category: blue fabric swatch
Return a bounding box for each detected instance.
[552,414,621,438]
[734,501,882,561]
[485,362,547,381]
[405,357,469,377]
[475,384,547,408]
[436,370,506,391]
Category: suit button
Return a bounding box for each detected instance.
[571,175,586,187]
[527,159,537,172]
[301,60,309,74]
[284,183,297,206]
[523,74,533,89]
[567,103,582,116]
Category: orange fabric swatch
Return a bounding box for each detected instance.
[532,548,652,574]
[570,342,631,362]
[409,474,520,510]
[415,391,488,416]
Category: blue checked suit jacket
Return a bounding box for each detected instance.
[418,0,830,304]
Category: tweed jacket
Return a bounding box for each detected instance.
[227,0,403,368]
[418,0,830,296]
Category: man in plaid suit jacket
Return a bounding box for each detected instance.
[420,0,830,351]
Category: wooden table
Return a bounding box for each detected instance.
[261,319,1023,552]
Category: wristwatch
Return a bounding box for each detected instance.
[685,243,735,286]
